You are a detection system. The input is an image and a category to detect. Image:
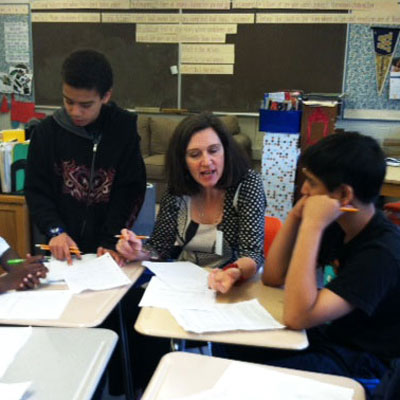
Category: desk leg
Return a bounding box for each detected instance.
[117,300,135,400]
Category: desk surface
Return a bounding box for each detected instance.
[135,278,308,350]
[142,352,365,400]
[2,327,117,400]
[0,262,144,328]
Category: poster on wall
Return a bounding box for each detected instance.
[373,26,400,95]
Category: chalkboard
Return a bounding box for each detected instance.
[32,23,178,109]
[32,22,346,112]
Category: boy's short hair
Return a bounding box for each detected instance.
[61,49,113,98]
[301,132,386,204]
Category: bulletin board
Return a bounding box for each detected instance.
[32,21,346,112]
[0,4,34,103]
[343,24,400,120]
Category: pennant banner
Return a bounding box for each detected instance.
[373,27,400,95]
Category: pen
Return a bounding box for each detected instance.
[340,207,359,212]
[114,235,150,239]
[35,244,82,254]
[7,256,51,265]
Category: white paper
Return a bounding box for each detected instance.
[170,299,285,333]
[142,261,208,291]
[214,363,354,400]
[44,253,98,282]
[63,253,131,293]
[170,362,353,400]
[0,291,72,320]
[0,327,31,377]
[0,381,31,400]
[139,276,216,310]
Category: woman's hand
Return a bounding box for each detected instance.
[116,229,144,262]
[208,267,242,294]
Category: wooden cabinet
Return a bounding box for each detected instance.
[0,195,31,257]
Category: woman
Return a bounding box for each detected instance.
[117,112,266,293]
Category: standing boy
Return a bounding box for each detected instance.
[25,50,146,263]
[260,132,400,396]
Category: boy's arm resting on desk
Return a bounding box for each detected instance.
[282,196,354,330]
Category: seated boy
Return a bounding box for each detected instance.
[260,132,400,396]
[214,132,398,398]
[0,237,47,293]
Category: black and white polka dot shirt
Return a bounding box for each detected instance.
[146,169,266,269]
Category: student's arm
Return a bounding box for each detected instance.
[262,196,306,287]
[283,195,353,330]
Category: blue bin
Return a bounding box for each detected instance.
[259,110,302,133]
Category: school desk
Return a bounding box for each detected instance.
[135,278,308,350]
[1,327,117,400]
[0,261,144,400]
[141,352,365,400]
[382,165,400,197]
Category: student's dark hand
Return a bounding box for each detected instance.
[49,233,81,265]
[0,260,47,292]
[97,247,126,267]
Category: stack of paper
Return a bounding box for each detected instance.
[44,253,98,282]
[170,299,284,334]
[169,362,354,400]
[62,253,131,294]
[141,261,284,334]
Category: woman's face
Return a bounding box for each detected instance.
[185,127,225,189]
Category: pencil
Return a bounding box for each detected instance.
[114,235,150,240]
[35,244,82,254]
[340,207,359,212]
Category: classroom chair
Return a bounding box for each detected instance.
[383,202,400,225]
[264,215,283,258]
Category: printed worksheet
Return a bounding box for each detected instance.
[142,261,209,291]
[170,299,285,333]
[139,276,216,310]
[63,253,131,293]
[0,291,72,320]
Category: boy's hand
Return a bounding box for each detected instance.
[49,233,81,265]
[290,195,308,220]
[302,195,342,230]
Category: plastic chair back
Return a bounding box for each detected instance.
[264,215,283,258]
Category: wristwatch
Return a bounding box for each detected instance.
[48,227,65,238]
